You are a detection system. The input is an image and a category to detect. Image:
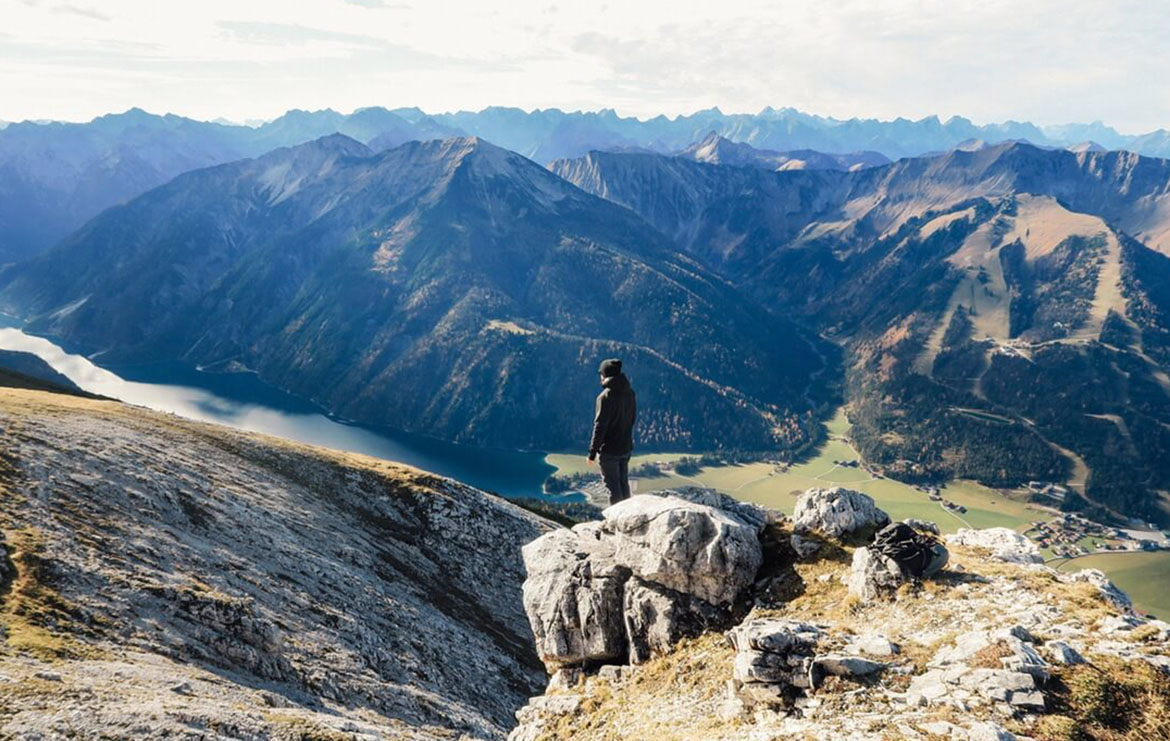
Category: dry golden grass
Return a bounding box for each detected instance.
[967,640,1014,669]
[0,527,100,661]
[539,633,737,741]
[1029,658,1170,740]
[1125,624,1162,643]
[265,712,367,741]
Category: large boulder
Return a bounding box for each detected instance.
[642,487,780,533]
[946,528,1042,564]
[847,546,905,602]
[520,528,629,669]
[793,487,890,539]
[601,495,763,606]
[520,494,764,671]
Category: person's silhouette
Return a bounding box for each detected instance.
[587,358,636,504]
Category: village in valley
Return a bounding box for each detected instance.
[1025,511,1170,559]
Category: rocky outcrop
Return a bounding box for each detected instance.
[510,501,1170,741]
[907,625,1051,712]
[520,492,767,671]
[643,486,779,532]
[520,528,629,668]
[1063,567,1133,610]
[602,495,763,605]
[847,546,906,602]
[793,487,890,538]
[624,577,729,664]
[946,527,1043,564]
[728,618,823,705]
[726,616,894,711]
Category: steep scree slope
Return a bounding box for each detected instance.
[0,385,551,739]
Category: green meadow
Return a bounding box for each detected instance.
[546,409,1044,535]
[545,408,1170,615]
[1054,551,1170,618]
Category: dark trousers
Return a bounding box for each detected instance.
[599,452,632,505]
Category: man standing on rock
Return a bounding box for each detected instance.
[588,358,637,504]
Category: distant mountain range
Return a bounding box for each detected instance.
[6,104,1170,264]
[424,106,1170,163]
[0,107,460,262]
[0,135,825,453]
[677,133,890,172]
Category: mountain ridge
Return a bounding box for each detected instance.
[6,104,1170,264]
[0,134,827,454]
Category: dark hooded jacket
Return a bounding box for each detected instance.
[589,372,636,457]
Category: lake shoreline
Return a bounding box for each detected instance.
[0,326,555,498]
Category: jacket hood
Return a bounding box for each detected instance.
[602,372,631,391]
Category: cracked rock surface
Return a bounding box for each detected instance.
[0,387,551,740]
[520,492,765,672]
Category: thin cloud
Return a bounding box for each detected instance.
[51,3,110,21]
[3,0,1168,132]
[217,21,386,47]
[215,20,517,72]
[343,0,411,8]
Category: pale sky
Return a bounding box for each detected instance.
[3,0,1169,132]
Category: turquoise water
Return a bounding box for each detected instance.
[0,325,554,498]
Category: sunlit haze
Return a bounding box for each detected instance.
[3,0,1169,131]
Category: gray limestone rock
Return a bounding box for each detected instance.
[521,528,630,669]
[601,495,763,606]
[1045,641,1086,666]
[932,629,1049,682]
[789,533,821,559]
[847,546,905,602]
[644,487,781,533]
[520,494,766,673]
[546,667,583,692]
[1008,690,1045,709]
[508,694,584,741]
[727,619,825,705]
[597,664,628,683]
[846,634,900,657]
[1064,568,1133,611]
[727,618,823,656]
[967,721,1020,740]
[812,654,887,678]
[793,487,890,538]
[623,577,726,664]
[946,528,1043,564]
